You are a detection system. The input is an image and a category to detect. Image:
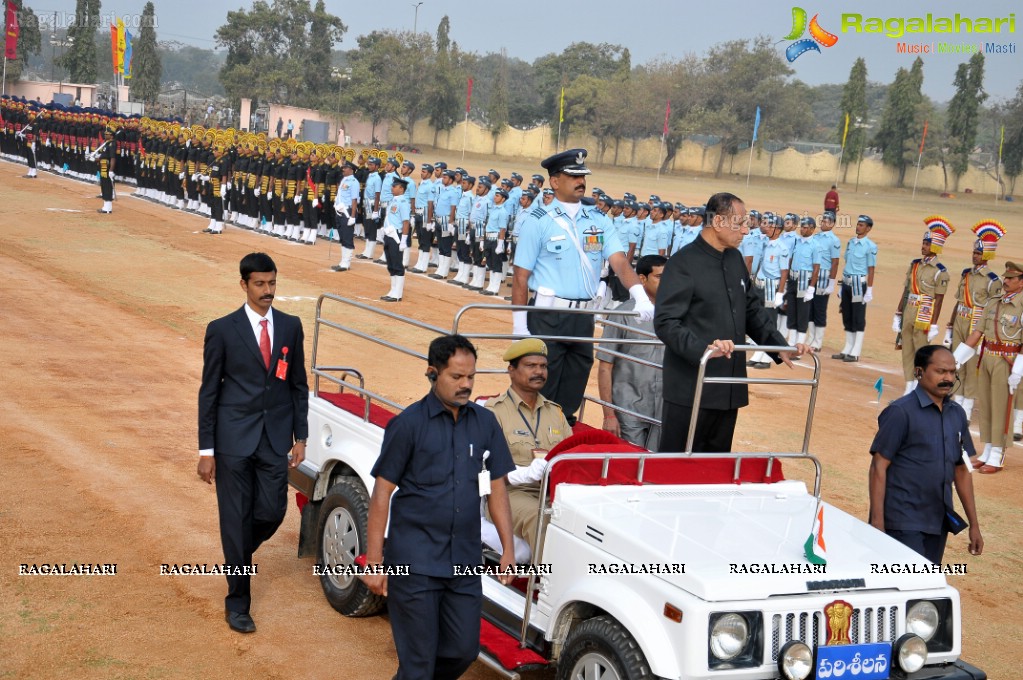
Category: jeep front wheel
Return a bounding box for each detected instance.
[558,615,655,680]
[316,477,385,617]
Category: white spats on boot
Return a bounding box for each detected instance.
[430,256,452,279]
[359,239,376,259]
[430,247,440,267]
[381,275,404,302]
[1014,409,1023,439]
[786,329,797,345]
[211,221,224,234]
[749,351,771,368]
[482,272,503,296]
[466,266,486,290]
[903,380,918,396]
[813,326,826,351]
[960,398,974,423]
[401,248,411,268]
[846,331,865,361]
[410,251,430,274]
[795,332,807,346]
[451,262,470,285]
[332,248,354,272]
[985,447,1005,469]
[304,228,317,245]
[835,331,855,358]
[99,201,113,213]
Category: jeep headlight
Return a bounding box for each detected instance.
[777,641,813,680]
[895,633,928,673]
[906,600,939,641]
[710,613,749,660]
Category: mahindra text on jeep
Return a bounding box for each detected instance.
[289,295,986,680]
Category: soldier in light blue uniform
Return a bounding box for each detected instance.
[379,157,399,208]
[397,160,419,268]
[627,203,653,263]
[429,169,460,280]
[357,156,383,261]
[330,161,361,272]
[411,163,437,273]
[740,209,767,276]
[784,216,822,346]
[482,188,512,295]
[669,207,702,256]
[380,178,411,302]
[465,177,493,290]
[512,148,653,424]
[779,211,799,255]
[638,203,671,257]
[809,210,842,351]
[749,215,791,368]
[487,169,501,200]
[833,215,878,362]
[449,175,476,286]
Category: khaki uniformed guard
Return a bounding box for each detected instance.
[484,339,572,559]
[895,217,953,395]
[945,220,1005,422]
[953,259,1023,473]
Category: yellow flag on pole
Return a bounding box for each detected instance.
[559,87,565,124]
[841,113,850,149]
[115,18,126,75]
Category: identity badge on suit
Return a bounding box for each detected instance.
[196,252,309,633]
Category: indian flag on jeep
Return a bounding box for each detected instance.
[804,502,827,565]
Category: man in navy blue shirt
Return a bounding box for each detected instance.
[365,335,517,680]
[869,345,983,564]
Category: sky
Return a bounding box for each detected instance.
[29,0,1021,103]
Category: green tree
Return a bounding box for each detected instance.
[485,50,509,153]
[5,1,41,83]
[946,53,987,190]
[343,31,400,143]
[837,57,869,173]
[1001,82,1023,195]
[131,2,161,105]
[59,0,100,84]
[532,42,631,126]
[873,57,926,186]
[426,16,464,147]
[215,0,346,108]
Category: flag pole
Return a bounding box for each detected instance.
[745,142,755,188]
[556,120,562,154]
[2,56,7,96]
[656,134,666,181]
[835,146,845,185]
[912,120,927,200]
[747,105,761,188]
[460,110,468,161]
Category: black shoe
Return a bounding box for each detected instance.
[428,273,445,279]
[447,279,464,286]
[752,361,772,369]
[1015,433,1022,442]
[373,258,387,265]
[225,610,256,634]
[330,265,350,272]
[408,268,427,274]
[380,295,402,302]
[843,355,859,363]
[831,353,847,360]
[480,290,499,296]
[355,254,370,260]
[746,360,756,367]
[97,209,112,214]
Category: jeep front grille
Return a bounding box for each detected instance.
[770,606,899,661]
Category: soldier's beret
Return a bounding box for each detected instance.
[503,338,548,362]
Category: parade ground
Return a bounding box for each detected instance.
[1,150,1021,678]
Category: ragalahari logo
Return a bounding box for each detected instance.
[783,7,839,62]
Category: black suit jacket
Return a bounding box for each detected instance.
[198,306,309,457]
[654,235,787,410]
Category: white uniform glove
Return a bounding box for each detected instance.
[178,172,185,180]
[863,286,873,303]
[927,324,940,342]
[512,310,530,337]
[347,216,356,227]
[294,195,302,205]
[942,328,953,348]
[629,284,655,322]
[399,234,408,252]
[312,198,320,209]
[219,185,227,198]
[371,210,380,220]
[506,457,548,486]
[802,286,815,302]
[464,232,472,244]
[1010,355,1023,395]
[226,182,232,191]
[773,292,784,308]
[255,187,261,197]
[952,343,976,369]
[496,239,505,255]
[892,314,902,333]
[425,220,435,232]
[45,138,51,147]
[191,173,199,182]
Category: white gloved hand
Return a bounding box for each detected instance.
[220,185,227,198]
[399,234,408,252]
[863,286,873,303]
[447,225,456,237]
[371,210,380,220]
[525,456,548,482]
[802,286,815,302]
[629,284,655,322]
[226,182,232,191]
[773,292,784,308]
[45,138,51,147]
[512,311,530,337]
[892,314,902,333]
[425,220,435,232]
[464,232,472,244]
[927,324,940,342]
[191,173,199,182]
[312,198,320,209]
[110,174,118,182]
[952,343,976,369]
[255,187,261,197]
[942,328,953,348]
[178,172,185,180]
[1010,373,1022,395]
[496,239,505,255]
[294,195,302,205]
[347,216,356,227]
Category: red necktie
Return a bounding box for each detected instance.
[259,319,271,369]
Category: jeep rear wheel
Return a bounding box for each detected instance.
[558,615,654,680]
[317,477,385,617]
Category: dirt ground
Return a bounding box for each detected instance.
[1,149,1020,679]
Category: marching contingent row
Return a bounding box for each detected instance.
[2,99,1019,472]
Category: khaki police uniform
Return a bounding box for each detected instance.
[975,291,1023,451]
[901,257,949,380]
[951,265,1001,400]
[484,388,570,555]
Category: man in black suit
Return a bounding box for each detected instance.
[197,252,309,633]
[654,192,808,453]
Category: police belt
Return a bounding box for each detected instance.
[982,340,1021,358]
[531,294,591,309]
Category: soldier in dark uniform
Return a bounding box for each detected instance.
[654,192,808,452]
[94,126,117,214]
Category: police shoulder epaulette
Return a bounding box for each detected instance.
[988,271,1000,282]
[962,267,972,277]
[529,205,547,218]
[935,263,947,273]
[911,258,922,264]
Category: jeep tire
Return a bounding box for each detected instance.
[316,477,385,617]
[558,615,655,680]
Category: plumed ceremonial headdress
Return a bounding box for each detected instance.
[972,220,1006,261]
[922,215,954,253]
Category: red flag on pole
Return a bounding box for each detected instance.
[465,78,473,114]
[5,0,19,61]
[663,100,671,137]
[919,120,928,154]
[110,24,118,72]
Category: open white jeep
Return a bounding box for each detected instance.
[288,295,986,680]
